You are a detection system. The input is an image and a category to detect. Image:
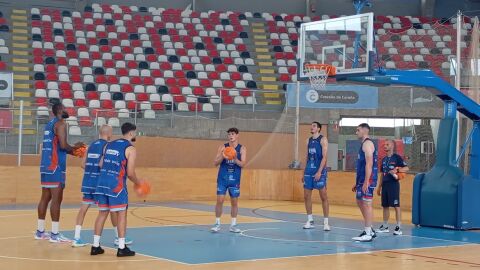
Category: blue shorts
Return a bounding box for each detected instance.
[40,170,66,188]
[95,190,128,212]
[303,170,328,190]
[217,179,240,198]
[82,193,97,205]
[355,183,376,202]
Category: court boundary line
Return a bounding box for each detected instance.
[248,203,476,244]
[186,243,479,266]
[0,235,192,265]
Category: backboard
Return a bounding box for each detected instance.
[297,12,375,80]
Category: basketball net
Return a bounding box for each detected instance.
[304,64,335,90]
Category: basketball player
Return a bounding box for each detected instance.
[91,122,143,257]
[302,122,330,231]
[352,123,378,242]
[36,103,83,243]
[211,127,247,233]
[72,125,132,247]
[377,139,409,236]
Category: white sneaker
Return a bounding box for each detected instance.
[377,225,389,233]
[323,224,331,231]
[303,220,315,229]
[210,223,221,233]
[229,225,241,233]
[393,226,403,235]
[352,231,373,242]
[71,238,88,247]
[114,237,133,246]
[49,233,71,243]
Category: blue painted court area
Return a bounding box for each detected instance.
[62,202,480,265]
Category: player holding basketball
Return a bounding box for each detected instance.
[352,123,378,242]
[72,125,133,247]
[36,103,83,242]
[377,139,409,236]
[91,123,143,257]
[211,127,247,233]
[302,122,330,231]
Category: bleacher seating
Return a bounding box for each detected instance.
[32,4,257,125]
[31,4,470,129]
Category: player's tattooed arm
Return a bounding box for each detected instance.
[126,146,141,185]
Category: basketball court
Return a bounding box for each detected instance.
[1,201,480,269]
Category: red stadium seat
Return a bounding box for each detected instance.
[122,84,134,93]
[86,92,99,100]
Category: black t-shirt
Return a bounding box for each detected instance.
[381,153,407,183]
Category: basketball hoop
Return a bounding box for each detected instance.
[304,64,336,90]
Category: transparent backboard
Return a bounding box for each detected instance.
[298,12,374,79]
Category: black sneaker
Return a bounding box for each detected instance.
[393,226,403,235]
[90,246,105,255]
[117,246,136,257]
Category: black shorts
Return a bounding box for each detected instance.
[381,181,400,207]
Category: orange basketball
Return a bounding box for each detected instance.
[224,146,237,160]
[395,167,406,180]
[134,180,151,197]
[73,145,87,158]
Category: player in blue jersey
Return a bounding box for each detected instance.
[302,122,330,231]
[376,139,409,236]
[211,127,247,233]
[352,123,378,242]
[71,125,129,247]
[91,122,143,257]
[35,103,83,243]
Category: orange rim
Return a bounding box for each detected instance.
[304,64,336,76]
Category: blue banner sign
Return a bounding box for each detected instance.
[286,84,378,109]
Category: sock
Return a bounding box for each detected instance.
[365,227,372,235]
[37,219,45,232]
[118,238,125,249]
[307,214,313,221]
[51,222,59,234]
[113,226,119,238]
[231,218,237,226]
[93,235,100,247]
[215,218,220,225]
[323,217,329,225]
[74,225,82,239]
[383,221,388,227]
[397,221,401,228]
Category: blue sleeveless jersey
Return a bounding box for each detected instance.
[96,139,132,197]
[304,135,326,174]
[81,139,108,193]
[40,118,67,175]
[217,143,242,182]
[356,138,378,186]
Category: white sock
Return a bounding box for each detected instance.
[215,218,220,225]
[74,225,82,239]
[397,222,401,228]
[231,218,237,226]
[118,237,125,249]
[93,235,100,247]
[37,219,45,232]
[365,227,372,235]
[113,226,119,238]
[383,221,388,227]
[307,214,313,221]
[52,222,59,234]
[324,217,329,225]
